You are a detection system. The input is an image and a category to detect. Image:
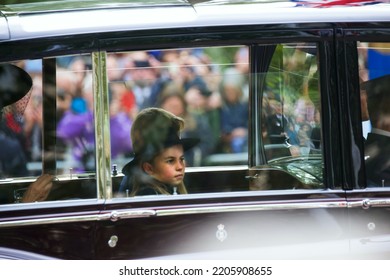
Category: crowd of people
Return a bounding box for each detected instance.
[55,47,255,171]
[0,45,324,177]
[1,42,389,203]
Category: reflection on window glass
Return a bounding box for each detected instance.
[107,46,249,173]
[251,43,324,190]
[0,55,97,204]
[56,55,95,175]
[358,42,390,187]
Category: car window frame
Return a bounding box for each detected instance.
[0,24,346,209]
[342,27,390,190]
[98,25,343,202]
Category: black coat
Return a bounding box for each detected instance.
[119,173,178,196]
[365,132,390,186]
[0,131,28,178]
[266,114,289,144]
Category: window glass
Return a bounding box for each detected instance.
[358,42,390,187]
[108,47,250,196]
[108,46,249,169]
[251,43,324,190]
[56,55,95,175]
[109,44,325,197]
[0,54,97,204]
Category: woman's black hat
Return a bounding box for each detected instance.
[0,63,33,109]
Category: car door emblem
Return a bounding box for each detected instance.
[216,224,227,242]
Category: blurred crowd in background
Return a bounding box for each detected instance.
[1,45,322,176]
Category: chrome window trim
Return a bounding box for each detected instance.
[4,192,389,228]
[155,200,348,217]
[111,189,338,203]
[0,212,105,229]
[92,51,112,200]
[0,198,104,211]
[185,165,248,173]
[0,198,349,228]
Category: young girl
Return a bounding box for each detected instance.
[119,107,199,196]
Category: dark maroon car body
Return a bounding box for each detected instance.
[1,0,390,260]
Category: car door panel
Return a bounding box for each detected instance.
[0,202,102,259]
[347,191,390,258]
[95,192,349,259]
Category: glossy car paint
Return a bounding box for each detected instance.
[0,0,389,259]
[95,191,349,259]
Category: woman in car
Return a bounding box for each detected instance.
[0,63,54,203]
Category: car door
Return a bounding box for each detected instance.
[0,54,105,259]
[94,28,351,260]
[342,27,390,258]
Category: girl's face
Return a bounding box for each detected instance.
[143,144,186,185]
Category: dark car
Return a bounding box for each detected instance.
[1,0,390,260]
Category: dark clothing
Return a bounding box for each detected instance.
[220,101,249,153]
[119,176,158,196]
[0,130,28,178]
[266,114,289,144]
[119,174,178,196]
[220,101,248,134]
[311,126,321,150]
[182,113,214,166]
[365,132,390,186]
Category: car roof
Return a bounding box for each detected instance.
[1,0,390,41]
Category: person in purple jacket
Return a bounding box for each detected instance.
[57,86,133,172]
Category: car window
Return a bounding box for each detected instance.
[358,42,390,187]
[0,54,98,204]
[0,45,325,202]
[107,46,248,172]
[110,43,324,197]
[108,46,250,197]
[56,55,95,174]
[250,43,323,190]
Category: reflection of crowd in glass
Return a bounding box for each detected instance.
[1,45,324,176]
[103,48,251,167]
[262,83,321,159]
[3,47,252,173]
